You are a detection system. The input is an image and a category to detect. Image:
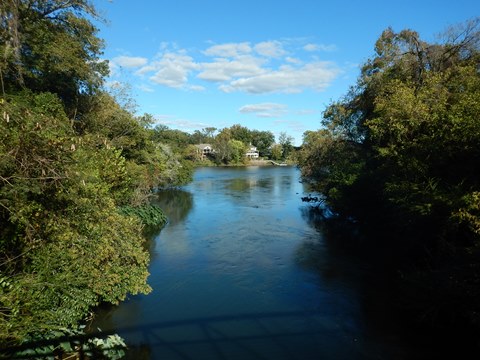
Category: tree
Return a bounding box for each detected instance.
[278,132,294,160]
[0,0,193,346]
[228,139,247,164]
[151,123,192,149]
[300,18,480,230]
[229,124,252,144]
[298,18,480,329]
[251,130,275,157]
[202,127,217,141]
[0,0,108,115]
[213,128,232,164]
[270,144,283,161]
[0,92,151,343]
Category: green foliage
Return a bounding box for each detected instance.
[213,128,233,164]
[229,124,252,144]
[120,204,168,228]
[190,127,217,144]
[270,144,283,161]
[1,0,108,114]
[229,139,248,164]
[0,0,193,348]
[300,18,480,240]
[278,132,294,160]
[151,122,285,166]
[212,132,248,165]
[4,326,127,360]
[298,17,480,328]
[209,125,291,164]
[0,92,152,343]
[299,129,365,214]
[152,123,192,150]
[251,130,275,157]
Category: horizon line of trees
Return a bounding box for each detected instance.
[152,123,296,164]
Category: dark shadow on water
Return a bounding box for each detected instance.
[2,310,390,360]
[298,205,480,360]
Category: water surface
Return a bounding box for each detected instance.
[93,166,416,359]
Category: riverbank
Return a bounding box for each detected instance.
[249,159,290,166]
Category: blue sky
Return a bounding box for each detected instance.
[92,0,478,145]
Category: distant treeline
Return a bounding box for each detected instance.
[153,123,296,164]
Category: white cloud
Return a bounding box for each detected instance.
[197,56,266,82]
[304,43,337,52]
[108,60,119,76]
[147,52,199,89]
[203,42,252,58]
[239,103,288,118]
[295,109,317,116]
[112,55,148,68]
[135,64,157,76]
[220,61,341,94]
[254,41,286,58]
[273,119,306,133]
[286,57,302,64]
[154,114,211,131]
[137,84,155,92]
[109,39,341,94]
[188,84,206,92]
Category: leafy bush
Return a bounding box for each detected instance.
[119,204,168,228]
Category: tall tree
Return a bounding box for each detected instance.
[202,127,217,141]
[251,130,275,157]
[278,132,294,160]
[213,128,232,164]
[0,0,108,114]
[229,124,252,144]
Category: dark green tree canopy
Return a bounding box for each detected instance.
[251,130,275,157]
[300,18,480,236]
[298,18,480,329]
[1,0,108,113]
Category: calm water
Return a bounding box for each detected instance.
[92,166,418,359]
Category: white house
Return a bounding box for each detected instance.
[245,145,259,158]
[195,144,214,160]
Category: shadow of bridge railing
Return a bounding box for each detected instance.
[1,309,350,360]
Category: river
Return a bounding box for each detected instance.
[91,166,422,359]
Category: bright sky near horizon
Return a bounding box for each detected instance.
[92,0,478,145]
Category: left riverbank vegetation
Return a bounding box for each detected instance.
[299,18,480,340]
[0,0,192,355]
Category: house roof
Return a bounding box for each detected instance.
[194,144,213,150]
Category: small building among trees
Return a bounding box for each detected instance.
[245,145,259,158]
[195,144,214,160]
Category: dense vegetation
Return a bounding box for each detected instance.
[154,123,295,165]
[0,0,192,348]
[299,19,480,330]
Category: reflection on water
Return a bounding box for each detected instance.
[91,166,422,359]
[153,188,193,225]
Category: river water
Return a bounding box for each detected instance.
[92,166,421,359]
